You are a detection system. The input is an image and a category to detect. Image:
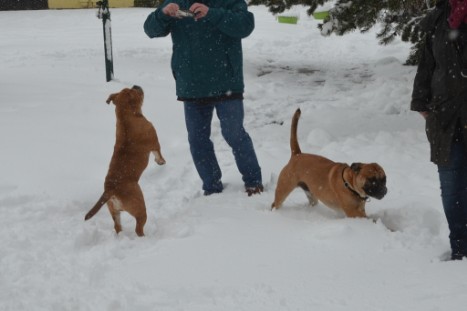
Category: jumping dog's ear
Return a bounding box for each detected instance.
[106,93,118,105]
[350,163,363,173]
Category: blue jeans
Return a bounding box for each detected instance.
[437,134,467,257]
[183,99,262,193]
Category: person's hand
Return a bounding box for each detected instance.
[189,3,209,20]
[162,3,180,17]
[419,111,429,119]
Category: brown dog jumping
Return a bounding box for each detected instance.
[85,85,166,236]
[271,109,387,218]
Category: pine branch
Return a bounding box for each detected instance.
[249,0,438,64]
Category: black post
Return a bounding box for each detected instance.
[97,0,114,82]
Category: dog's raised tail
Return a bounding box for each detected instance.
[290,108,302,156]
[85,192,111,221]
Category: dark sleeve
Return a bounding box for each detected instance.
[411,31,436,112]
[204,0,254,39]
[143,2,174,38]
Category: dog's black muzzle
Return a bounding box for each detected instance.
[363,177,387,200]
[132,85,144,94]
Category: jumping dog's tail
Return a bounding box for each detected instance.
[85,192,112,221]
[290,108,302,156]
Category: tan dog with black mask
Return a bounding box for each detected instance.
[85,85,166,236]
[271,109,387,218]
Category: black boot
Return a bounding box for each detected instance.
[451,252,467,260]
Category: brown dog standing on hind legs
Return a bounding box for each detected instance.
[271,108,387,218]
[85,85,166,236]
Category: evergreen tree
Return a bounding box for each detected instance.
[249,0,437,65]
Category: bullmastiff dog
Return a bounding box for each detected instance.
[271,109,387,218]
[85,85,166,236]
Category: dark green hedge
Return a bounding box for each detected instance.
[0,0,48,10]
[134,0,161,7]
[0,0,162,10]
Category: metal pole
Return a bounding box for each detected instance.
[97,0,114,82]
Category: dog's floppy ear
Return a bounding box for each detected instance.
[106,93,118,105]
[350,163,363,173]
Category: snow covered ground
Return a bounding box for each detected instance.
[1,5,466,311]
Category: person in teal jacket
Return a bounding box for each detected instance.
[144,0,263,196]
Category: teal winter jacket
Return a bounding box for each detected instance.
[143,0,254,100]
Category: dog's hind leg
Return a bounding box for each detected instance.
[134,187,147,237]
[122,184,147,237]
[271,173,297,210]
[107,197,122,234]
[298,182,318,206]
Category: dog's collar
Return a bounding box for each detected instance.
[342,166,369,202]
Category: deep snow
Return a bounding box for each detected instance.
[1,5,466,311]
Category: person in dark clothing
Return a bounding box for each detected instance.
[411,0,467,260]
[144,0,263,196]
